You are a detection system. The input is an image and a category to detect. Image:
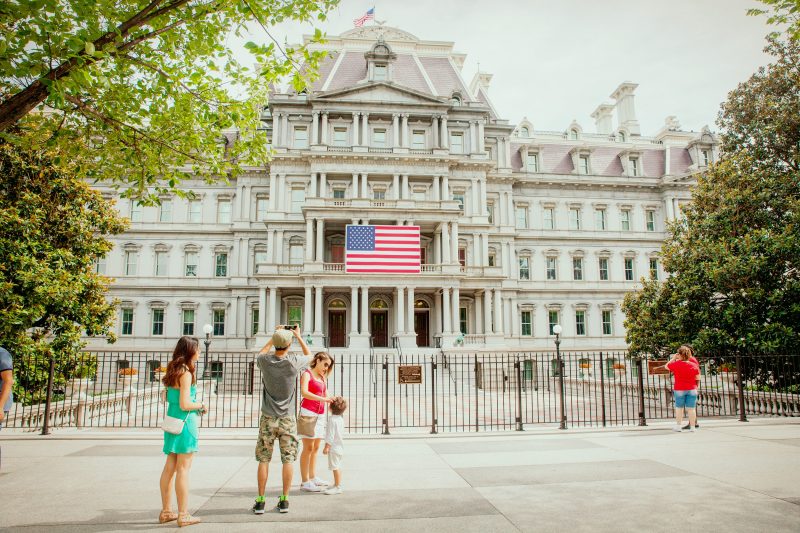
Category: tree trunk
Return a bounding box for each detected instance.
[0,80,52,132]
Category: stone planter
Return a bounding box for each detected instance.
[117,375,139,389]
[66,378,93,400]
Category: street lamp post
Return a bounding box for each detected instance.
[553,324,567,430]
[202,323,213,379]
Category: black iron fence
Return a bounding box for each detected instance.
[6,351,799,433]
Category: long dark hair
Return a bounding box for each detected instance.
[163,336,199,387]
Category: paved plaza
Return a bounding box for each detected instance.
[1,418,799,532]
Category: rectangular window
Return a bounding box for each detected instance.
[450,132,463,154]
[629,158,639,177]
[519,257,530,280]
[152,309,164,336]
[288,304,302,328]
[155,251,168,277]
[526,153,538,172]
[293,126,308,149]
[544,208,555,229]
[412,130,425,149]
[251,308,259,336]
[459,307,468,335]
[289,245,304,265]
[548,310,560,335]
[291,188,305,213]
[646,210,656,232]
[373,189,385,200]
[521,311,532,336]
[124,251,138,276]
[256,198,268,220]
[374,64,387,81]
[121,308,134,336]
[650,258,659,280]
[573,258,583,280]
[185,252,198,277]
[333,188,345,199]
[620,210,631,231]
[624,258,634,281]
[94,257,107,275]
[217,200,231,223]
[702,150,710,166]
[487,202,494,224]
[595,209,607,230]
[458,248,466,267]
[182,309,195,336]
[159,199,172,223]
[515,206,528,228]
[579,155,589,175]
[599,258,609,281]
[488,253,495,267]
[213,309,225,336]
[129,200,142,222]
[372,128,386,147]
[569,208,581,230]
[453,193,465,212]
[188,200,201,223]
[215,253,228,277]
[546,257,557,280]
[333,127,347,146]
[575,310,586,336]
[602,310,613,335]
[413,189,425,201]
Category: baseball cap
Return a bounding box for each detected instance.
[272,329,293,350]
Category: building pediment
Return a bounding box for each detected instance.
[316,82,446,105]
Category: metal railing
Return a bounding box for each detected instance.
[7,352,799,434]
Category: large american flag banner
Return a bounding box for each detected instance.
[345,225,420,273]
[353,7,374,27]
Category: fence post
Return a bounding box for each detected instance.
[474,355,479,432]
[736,353,748,422]
[41,356,56,436]
[382,355,390,435]
[514,357,523,431]
[599,352,607,427]
[636,357,647,426]
[430,356,438,434]
[558,355,567,430]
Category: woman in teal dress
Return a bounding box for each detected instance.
[158,336,207,527]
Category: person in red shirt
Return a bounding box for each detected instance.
[665,345,700,432]
[685,345,701,429]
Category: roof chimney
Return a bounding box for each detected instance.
[610,82,641,135]
[590,104,615,135]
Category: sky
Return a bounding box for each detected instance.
[240,0,773,136]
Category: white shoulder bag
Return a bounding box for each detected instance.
[162,411,190,435]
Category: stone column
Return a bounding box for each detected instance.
[434,291,442,338]
[268,172,277,210]
[311,111,319,145]
[402,175,409,200]
[361,113,369,148]
[314,286,323,334]
[452,287,460,334]
[441,222,451,263]
[304,286,312,335]
[433,176,440,201]
[352,173,359,199]
[478,119,485,152]
[497,137,505,167]
[482,232,489,266]
[258,286,267,334]
[473,233,481,266]
[350,286,359,336]
[401,114,409,147]
[469,121,477,153]
[396,287,405,335]
[275,230,284,263]
[442,287,452,334]
[504,136,512,168]
[479,178,487,215]
[352,112,360,146]
[320,112,328,145]
[310,172,318,197]
[471,179,479,216]
[510,296,519,337]
[392,114,400,147]
[406,286,415,335]
[441,117,449,149]
[268,286,278,330]
[267,230,275,262]
[493,288,503,334]
[319,172,326,198]
[442,175,449,201]
[281,114,289,148]
[433,232,441,265]
[476,292,483,334]
[305,219,314,261]
[483,290,492,334]
[361,172,368,199]
[432,115,439,148]
[392,174,400,200]
[315,219,324,262]
[450,222,459,264]
[272,112,281,147]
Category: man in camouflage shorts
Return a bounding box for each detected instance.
[252,326,311,514]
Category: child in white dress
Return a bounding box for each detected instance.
[322,396,346,495]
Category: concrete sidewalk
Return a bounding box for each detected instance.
[1,418,799,532]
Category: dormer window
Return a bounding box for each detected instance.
[520,127,529,137]
[365,39,396,83]
[450,95,462,107]
[374,64,387,81]
[570,129,579,140]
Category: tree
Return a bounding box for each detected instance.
[749,0,800,41]
[1,0,338,203]
[622,37,800,358]
[0,140,127,403]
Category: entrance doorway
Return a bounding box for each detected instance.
[414,311,430,347]
[371,311,388,347]
[328,310,346,347]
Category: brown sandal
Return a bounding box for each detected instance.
[177,512,201,527]
[158,510,178,524]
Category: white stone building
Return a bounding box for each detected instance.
[90,25,718,354]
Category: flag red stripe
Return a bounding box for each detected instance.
[346,261,421,266]
[347,254,420,259]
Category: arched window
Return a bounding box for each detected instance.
[617,131,626,142]
[570,129,579,140]
[147,360,162,382]
[329,299,346,309]
[414,299,430,309]
[520,127,529,137]
[372,299,389,309]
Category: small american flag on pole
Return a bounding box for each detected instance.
[346,225,421,274]
[353,7,375,27]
